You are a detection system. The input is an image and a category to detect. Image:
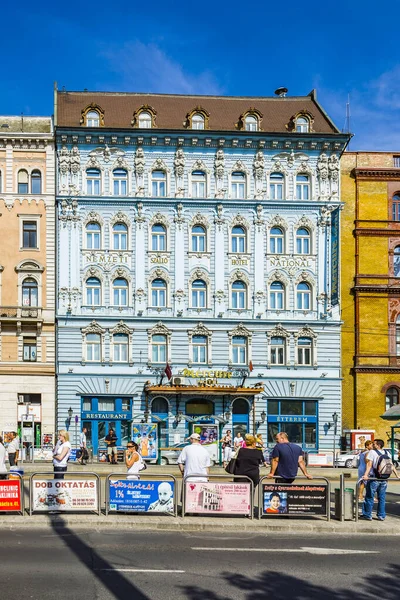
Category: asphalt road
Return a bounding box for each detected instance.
[0,528,398,599]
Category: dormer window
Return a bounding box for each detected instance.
[80,104,105,127]
[138,111,152,128]
[192,113,205,130]
[245,114,258,131]
[296,116,309,133]
[185,107,209,130]
[87,111,100,127]
[132,105,157,128]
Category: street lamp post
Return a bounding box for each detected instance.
[332,412,338,468]
[75,414,79,448]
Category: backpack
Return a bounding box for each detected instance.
[375,450,393,479]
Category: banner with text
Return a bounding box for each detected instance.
[0,480,21,512]
[109,479,175,513]
[32,479,98,512]
[262,483,327,516]
[185,482,251,515]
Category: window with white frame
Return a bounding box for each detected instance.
[86,277,101,306]
[297,337,312,365]
[191,279,207,308]
[192,335,207,364]
[152,334,167,363]
[138,111,152,128]
[86,169,101,195]
[86,111,100,127]
[392,194,400,221]
[86,333,101,361]
[113,223,128,250]
[270,227,284,254]
[23,338,37,362]
[151,224,166,251]
[113,278,128,307]
[192,171,206,198]
[231,280,247,309]
[231,172,246,199]
[22,278,38,307]
[22,221,38,248]
[151,278,167,307]
[113,169,127,195]
[296,174,310,200]
[396,317,400,356]
[231,226,246,253]
[31,170,42,194]
[113,333,129,362]
[152,170,167,197]
[232,335,247,365]
[192,113,205,130]
[269,281,284,310]
[296,116,309,133]
[270,336,285,365]
[191,225,206,252]
[245,114,258,131]
[18,170,29,194]
[269,172,284,200]
[86,222,101,249]
[296,228,310,254]
[296,282,311,310]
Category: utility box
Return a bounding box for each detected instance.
[335,487,354,520]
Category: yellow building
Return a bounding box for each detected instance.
[341,152,400,447]
[0,116,55,450]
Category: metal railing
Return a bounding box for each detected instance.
[258,476,331,521]
[29,471,101,516]
[182,473,254,519]
[105,473,178,517]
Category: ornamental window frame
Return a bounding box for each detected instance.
[236,108,263,132]
[188,323,212,367]
[269,172,285,200]
[132,105,157,129]
[230,280,247,310]
[392,193,400,221]
[231,225,247,253]
[112,222,128,251]
[184,107,210,130]
[80,104,105,127]
[296,173,311,201]
[81,321,106,363]
[269,226,285,254]
[110,321,133,364]
[296,281,312,310]
[147,322,172,364]
[294,326,317,368]
[189,214,210,254]
[85,221,102,250]
[16,259,44,308]
[267,325,291,367]
[112,168,128,196]
[151,223,167,252]
[230,171,247,199]
[296,227,311,255]
[191,224,207,253]
[86,168,102,196]
[112,276,129,308]
[269,280,285,311]
[85,276,102,307]
[228,323,252,367]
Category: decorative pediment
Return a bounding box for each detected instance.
[191,159,209,174]
[267,323,290,339]
[235,108,263,131]
[15,260,44,273]
[149,211,170,229]
[231,213,250,230]
[190,212,210,230]
[189,322,212,337]
[231,159,249,174]
[151,158,169,173]
[80,103,105,127]
[228,322,252,339]
[294,325,317,340]
[296,215,315,231]
[149,268,170,284]
[110,321,133,336]
[230,269,250,285]
[111,267,131,283]
[84,210,104,226]
[268,215,288,230]
[83,266,103,281]
[148,321,171,337]
[189,268,210,286]
[295,270,314,285]
[85,156,103,170]
[112,156,130,171]
[110,211,130,227]
[82,320,105,335]
[268,270,289,285]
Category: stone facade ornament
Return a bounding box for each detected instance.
[59,198,80,226]
[173,289,185,300]
[174,203,185,228]
[110,211,130,227]
[318,205,333,226]
[89,145,124,163]
[135,147,145,179]
[329,154,339,195]
[214,289,226,301]
[214,149,225,181]
[228,322,252,340]
[70,146,81,175]
[214,204,225,229]
[267,323,291,339]
[254,204,264,228]
[317,153,329,198]
[174,148,185,179]
[58,146,70,175]
[135,202,145,227]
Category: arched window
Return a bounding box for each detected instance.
[152,170,167,197]
[392,194,400,221]
[386,387,399,410]
[245,114,258,131]
[297,282,311,310]
[270,227,284,254]
[192,171,206,198]
[18,169,29,194]
[86,333,101,361]
[86,277,101,306]
[86,111,100,127]
[191,225,206,252]
[231,226,246,253]
[192,113,205,130]
[113,169,127,195]
[231,280,247,309]
[271,337,285,365]
[296,174,310,200]
[22,278,38,307]
[192,335,207,364]
[31,170,42,194]
[113,223,128,250]
[269,281,284,310]
[296,116,309,133]
[151,224,166,251]
[297,337,312,365]
[296,228,311,254]
[86,168,101,195]
[231,172,246,199]
[232,336,247,365]
[113,333,128,362]
[138,111,152,128]
[232,398,250,414]
[152,334,167,363]
[151,278,167,307]
[270,172,284,200]
[151,397,169,414]
[86,222,101,249]
[191,279,207,308]
[113,278,128,306]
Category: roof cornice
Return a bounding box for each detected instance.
[354,167,400,180]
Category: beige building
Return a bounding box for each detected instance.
[0,116,55,449]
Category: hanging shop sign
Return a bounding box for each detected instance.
[0,480,21,512]
[262,483,327,516]
[185,482,251,515]
[81,412,131,420]
[109,479,175,513]
[32,479,98,511]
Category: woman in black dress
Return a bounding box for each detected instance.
[234,434,266,487]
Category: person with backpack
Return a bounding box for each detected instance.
[360,438,400,521]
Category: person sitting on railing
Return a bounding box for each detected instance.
[267,432,313,483]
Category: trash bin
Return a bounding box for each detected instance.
[334,487,354,520]
[9,467,24,480]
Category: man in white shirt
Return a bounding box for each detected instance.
[178,433,211,483]
[7,432,19,467]
[78,427,88,465]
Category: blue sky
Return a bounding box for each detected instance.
[3,0,399,150]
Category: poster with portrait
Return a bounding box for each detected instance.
[131,424,158,461]
[2,432,14,447]
[262,483,327,516]
[109,479,175,513]
[185,482,251,515]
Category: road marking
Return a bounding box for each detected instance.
[99,569,185,573]
[193,547,379,555]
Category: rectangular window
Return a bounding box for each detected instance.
[98,400,115,411]
[22,221,37,248]
[82,399,92,411]
[281,401,302,415]
[23,338,37,362]
[394,156,400,168]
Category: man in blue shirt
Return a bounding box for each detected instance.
[267,432,313,483]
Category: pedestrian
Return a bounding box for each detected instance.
[77,427,88,465]
[53,430,71,480]
[358,440,373,501]
[7,432,19,467]
[221,429,233,468]
[233,434,266,487]
[360,438,400,521]
[178,433,211,483]
[0,436,8,480]
[234,431,245,451]
[125,441,142,480]
[105,427,118,464]
[267,432,313,483]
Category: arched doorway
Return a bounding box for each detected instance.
[232,397,250,438]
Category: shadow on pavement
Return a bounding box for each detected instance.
[181,565,400,600]
[49,517,150,600]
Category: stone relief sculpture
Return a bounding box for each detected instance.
[317,153,329,198]
[174,147,185,181]
[329,154,339,195]
[253,151,265,199]
[214,149,225,181]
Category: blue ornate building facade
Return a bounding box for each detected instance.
[55,89,349,455]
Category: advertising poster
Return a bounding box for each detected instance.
[185,482,251,515]
[307,453,334,467]
[262,483,327,516]
[0,480,21,512]
[32,479,98,512]
[2,432,14,446]
[42,433,54,447]
[131,423,158,461]
[109,479,175,513]
[33,448,54,461]
[192,424,218,462]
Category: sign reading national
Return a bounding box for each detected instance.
[262,483,327,516]
[109,479,175,513]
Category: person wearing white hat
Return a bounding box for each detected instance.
[178,432,211,483]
